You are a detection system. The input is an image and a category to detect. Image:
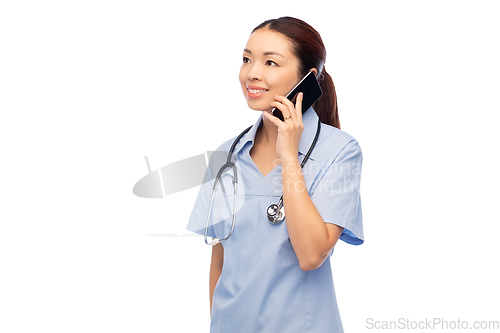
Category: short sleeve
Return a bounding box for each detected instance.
[310,139,364,245]
[186,149,229,238]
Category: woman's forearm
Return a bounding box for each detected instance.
[209,266,222,316]
[281,156,343,271]
[209,243,224,316]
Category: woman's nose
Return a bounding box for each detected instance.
[246,66,262,81]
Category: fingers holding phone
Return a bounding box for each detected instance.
[270,71,322,121]
[264,92,305,161]
[270,92,304,125]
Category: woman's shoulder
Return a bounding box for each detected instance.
[318,123,362,152]
[204,133,244,180]
[216,135,238,152]
[212,125,254,155]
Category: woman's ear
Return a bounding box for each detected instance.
[309,68,318,76]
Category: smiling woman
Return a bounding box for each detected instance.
[186,16,364,333]
[248,17,340,129]
[239,30,302,110]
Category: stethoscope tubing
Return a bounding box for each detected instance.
[205,117,321,245]
[204,162,238,245]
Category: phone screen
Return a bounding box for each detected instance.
[271,71,323,121]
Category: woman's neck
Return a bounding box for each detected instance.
[255,111,278,147]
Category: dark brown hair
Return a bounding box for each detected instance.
[252,17,340,129]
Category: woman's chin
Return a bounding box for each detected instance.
[246,102,272,113]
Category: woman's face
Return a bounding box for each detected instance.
[239,29,301,112]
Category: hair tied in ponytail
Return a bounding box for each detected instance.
[318,66,326,81]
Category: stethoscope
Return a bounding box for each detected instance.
[204,116,321,245]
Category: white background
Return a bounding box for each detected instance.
[1,0,499,332]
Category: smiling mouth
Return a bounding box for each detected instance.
[247,88,268,93]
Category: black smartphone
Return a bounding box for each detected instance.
[271,70,323,121]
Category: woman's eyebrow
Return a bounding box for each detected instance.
[243,49,285,58]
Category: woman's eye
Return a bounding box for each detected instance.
[243,57,250,63]
[266,60,277,66]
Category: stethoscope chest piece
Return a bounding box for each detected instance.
[267,203,285,224]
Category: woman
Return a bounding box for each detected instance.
[187,16,364,332]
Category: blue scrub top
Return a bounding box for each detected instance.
[187,107,364,333]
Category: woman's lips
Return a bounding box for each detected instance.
[246,85,269,99]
